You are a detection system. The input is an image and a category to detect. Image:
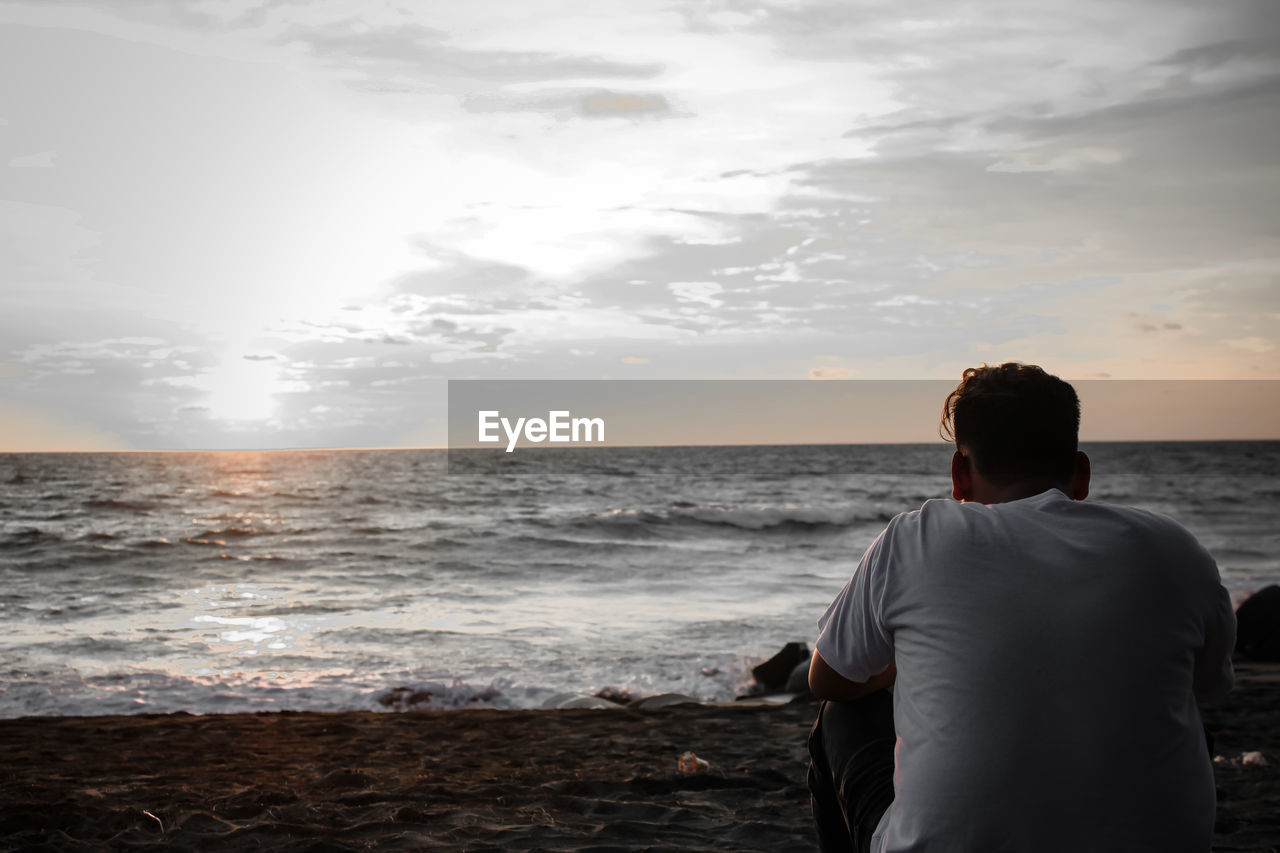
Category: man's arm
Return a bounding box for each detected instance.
[809,651,896,701]
[812,522,897,700]
[1193,581,1236,706]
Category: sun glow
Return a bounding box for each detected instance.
[200,354,300,423]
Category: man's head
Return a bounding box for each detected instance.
[941,362,1089,503]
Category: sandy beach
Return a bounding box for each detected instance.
[2,662,1277,852]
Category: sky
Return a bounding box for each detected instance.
[445,380,1280,447]
[1,0,1278,450]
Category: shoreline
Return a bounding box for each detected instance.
[1,662,1276,851]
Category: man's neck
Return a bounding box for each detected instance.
[968,480,1066,505]
[952,450,1090,505]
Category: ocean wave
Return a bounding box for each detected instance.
[269,489,321,501]
[54,635,133,653]
[503,533,667,552]
[191,526,270,540]
[426,537,469,548]
[242,600,363,617]
[1209,546,1270,561]
[1,527,63,548]
[212,553,293,563]
[210,488,256,499]
[581,503,891,532]
[322,625,468,643]
[12,549,131,573]
[372,680,548,711]
[84,498,160,512]
[0,669,553,718]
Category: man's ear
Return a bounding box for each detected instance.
[951,450,972,502]
[1070,450,1091,500]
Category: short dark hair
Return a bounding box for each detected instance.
[940,363,1080,484]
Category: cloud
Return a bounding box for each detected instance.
[809,367,854,379]
[581,90,671,117]
[1181,268,1280,314]
[1154,33,1280,75]
[1,329,227,448]
[7,150,57,168]
[1225,337,1275,354]
[668,281,724,307]
[1132,317,1184,334]
[463,88,675,120]
[3,0,1279,448]
[0,200,100,290]
[793,74,1280,271]
[284,20,665,98]
[0,401,130,451]
[987,146,1126,173]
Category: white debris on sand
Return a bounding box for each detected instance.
[1213,751,1269,767]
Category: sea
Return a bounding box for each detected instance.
[2,442,1277,718]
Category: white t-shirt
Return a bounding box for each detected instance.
[816,488,1236,853]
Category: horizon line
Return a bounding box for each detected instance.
[4,436,1280,454]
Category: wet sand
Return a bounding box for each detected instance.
[2,662,1276,852]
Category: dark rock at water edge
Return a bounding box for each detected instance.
[377,686,436,710]
[1235,585,1280,661]
[752,642,809,691]
[627,693,703,711]
[594,686,633,705]
[785,660,811,693]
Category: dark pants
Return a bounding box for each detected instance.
[807,691,897,853]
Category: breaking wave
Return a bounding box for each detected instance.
[578,503,894,532]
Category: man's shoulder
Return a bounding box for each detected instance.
[878,499,940,534]
[1068,496,1204,543]
[898,496,963,521]
[893,492,1207,552]
[1018,494,1214,570]
[874,497,978,551]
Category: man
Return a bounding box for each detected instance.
[807,363,1236,852]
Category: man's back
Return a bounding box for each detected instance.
[816,488,1235,852]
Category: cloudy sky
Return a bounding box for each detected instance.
[1,0,1277,450]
